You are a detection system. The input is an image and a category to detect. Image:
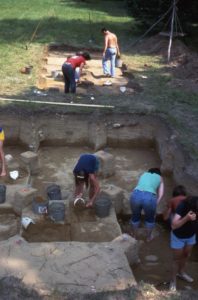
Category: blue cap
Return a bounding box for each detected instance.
[0,128,2,132]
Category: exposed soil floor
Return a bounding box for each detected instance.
[120,218,198,291]
[38,48,139,96]
[3,144,173,206]
[2,144,198,294]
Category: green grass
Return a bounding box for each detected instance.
[0,0,134,95]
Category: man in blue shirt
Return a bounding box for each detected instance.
[73,154,100,208]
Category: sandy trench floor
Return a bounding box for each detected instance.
[38,50,135,96]
[2,144,198,292]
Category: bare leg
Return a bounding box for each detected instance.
[172,249,183,283]
[0,141,6,176]
[86,184,95,208]
[178,245,193,274]
[146,228,154,242]
[74,181,84,198]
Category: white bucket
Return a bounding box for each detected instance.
[21,217,35,229]
[9,170,19,180]
[74,197,85,206]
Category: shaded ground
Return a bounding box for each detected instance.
[120,219,198,291]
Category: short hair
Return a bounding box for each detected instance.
[172,185,187,197]
[81,52,91,60]
[101,27,107,33]
[148,168,161,176]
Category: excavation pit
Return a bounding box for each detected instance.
[37,44,141,96]
[1,111,198,295]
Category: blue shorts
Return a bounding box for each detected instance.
[170,231,196,249]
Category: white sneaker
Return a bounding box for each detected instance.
[177,272,194,283]
[169,280,176,291]
[103,80,112,86]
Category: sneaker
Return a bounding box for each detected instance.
[169,280,176,292]
[103,80,112,86]
[177,272,194,283]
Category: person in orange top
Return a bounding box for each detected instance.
[62,52,91,93]
[163,185,187,221]
[0,128,6,176]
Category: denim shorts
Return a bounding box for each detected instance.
[129,189,157,229]
[170,231,196,249]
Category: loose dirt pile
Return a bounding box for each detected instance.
[133,35,198,93]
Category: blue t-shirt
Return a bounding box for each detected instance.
[73,154,99,174]
[135,172,161,194]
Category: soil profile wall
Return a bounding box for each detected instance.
[1,112,198,194]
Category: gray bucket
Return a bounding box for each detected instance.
[48,202,65,222]
[0,185,6,204]
[47,184,62,200]
[95,198,111,218]
[32,196,48,214]
[115,58,122,68]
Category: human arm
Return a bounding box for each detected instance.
[157,178,164,204]
[103,35,108,56]
[171,211,196,230]
[88,173,100,204]
[163,203,171,221]
[78,62,85,79]
[115,36,120,57]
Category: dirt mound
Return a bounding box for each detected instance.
[134,35,198,92]
[171,52,198,80]
[134,35,190,58]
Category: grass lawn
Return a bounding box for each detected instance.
[0,0,133,95]
[0,0,198,159]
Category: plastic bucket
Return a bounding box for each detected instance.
[21,217,35,229]
[115,58,122,68]
[0,185,6,204]
[32,196,48,214]
[47,184,62,200]
[95,198,111,218]
[48,202,65,222]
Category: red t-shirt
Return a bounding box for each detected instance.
[169,195,186,212]
[66,56,86,69]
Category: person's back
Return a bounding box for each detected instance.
[163,185,187,221]
[66,55,85,69]
[106,31,118,48]
[73,154,99,174]
[135,172,161,194]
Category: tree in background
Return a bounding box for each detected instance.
[127,0,198,27]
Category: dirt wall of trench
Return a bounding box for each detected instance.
[1,110,198,195]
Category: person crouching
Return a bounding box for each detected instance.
[62,52,91,93]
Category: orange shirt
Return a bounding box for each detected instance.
[66,56,85,69]
[169,195,186,212]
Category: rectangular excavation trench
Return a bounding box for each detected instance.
[1,113,177,243]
